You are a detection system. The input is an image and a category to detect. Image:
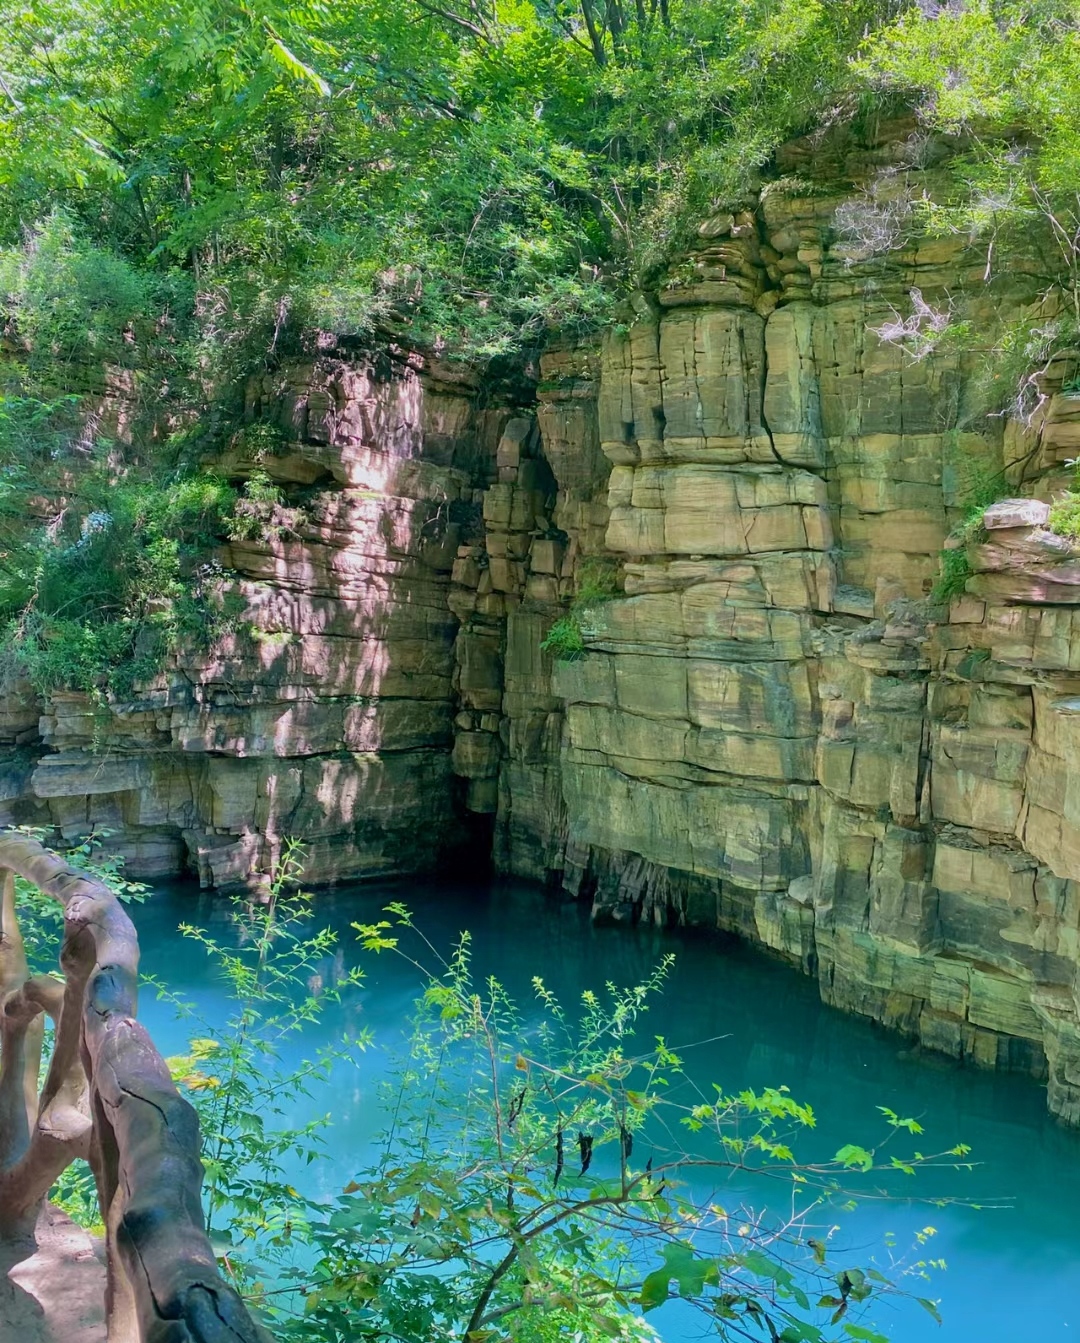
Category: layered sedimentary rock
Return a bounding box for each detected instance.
[10,116,1080,1121]
[0,351,518,886]
[442,119,1080,1124]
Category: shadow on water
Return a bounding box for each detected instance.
[132,874,1080,1343]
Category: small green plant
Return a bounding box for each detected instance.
[249,628,294,650]
[932,547,974,602]
[0,209,161,380]
[760,175,833,200]
[868,289,977,365]
[541,613,586,660]
[1049,496,1080,539]
[976,316,1080,423]
[231,421,289,461]
[227,470,288,542]
[541,557,621,661]
[1048,472,1080,539]
[0,471,261,696]
[575,556,622,606]
[0,393,81,461]
[261,905,970,1343]
[45,852,972,1342]
[160,839,366,1292]
[957,647,991,679]
[932,467,1009,602]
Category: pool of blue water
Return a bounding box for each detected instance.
[131,874,1080,1342]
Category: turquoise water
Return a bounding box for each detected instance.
[132,875,1080,1342]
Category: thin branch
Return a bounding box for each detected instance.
[414,0,493,41]
[0,70,23,112]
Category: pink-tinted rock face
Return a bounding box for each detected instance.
[12,117,1080,1122]
[0,351,520,887]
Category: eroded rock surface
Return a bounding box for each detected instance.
[9,118,1080,1121]
[450,119,1080,1124]
[0,351,519,886]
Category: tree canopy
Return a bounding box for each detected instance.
[6,1,1080,359]
[0,0,898,359]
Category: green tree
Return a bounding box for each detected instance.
[146,885,966,1343]
[0,0,899,358]
[0,0,913,691]
[859,1,1080,415]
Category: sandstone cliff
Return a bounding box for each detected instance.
[0,350,524,887]
[9,117,1080,1122]
[457,119,1080,1125]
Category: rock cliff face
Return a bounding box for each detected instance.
[9,118,1080,1121]
[453,119,1080,1125]
[0,351,523,886]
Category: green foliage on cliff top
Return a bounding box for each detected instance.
[0,0,898,362]
[860,2,1080,409]
[0,0,920,690]
[8,0,1080,690]
[7,1,1080,373]
[0,212,304,694]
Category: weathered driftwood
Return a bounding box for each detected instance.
[0,831,270,1342]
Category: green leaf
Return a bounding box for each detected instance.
[639,1242,718,1309]
[639,1269,670,1312]
[918,1298,943,1324]
[780,1324,823,1342]
[834,1144,874,1172]
[878,1107,924,1135]
[843,1325,889,1343]
[265,34,331,96]
[741,1249,792,1286]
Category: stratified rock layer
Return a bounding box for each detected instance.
[453,120,1080,1125]
[9,117,1080,1122]
[0,352,516,886]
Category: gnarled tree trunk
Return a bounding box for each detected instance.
[0,831,270,1343]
